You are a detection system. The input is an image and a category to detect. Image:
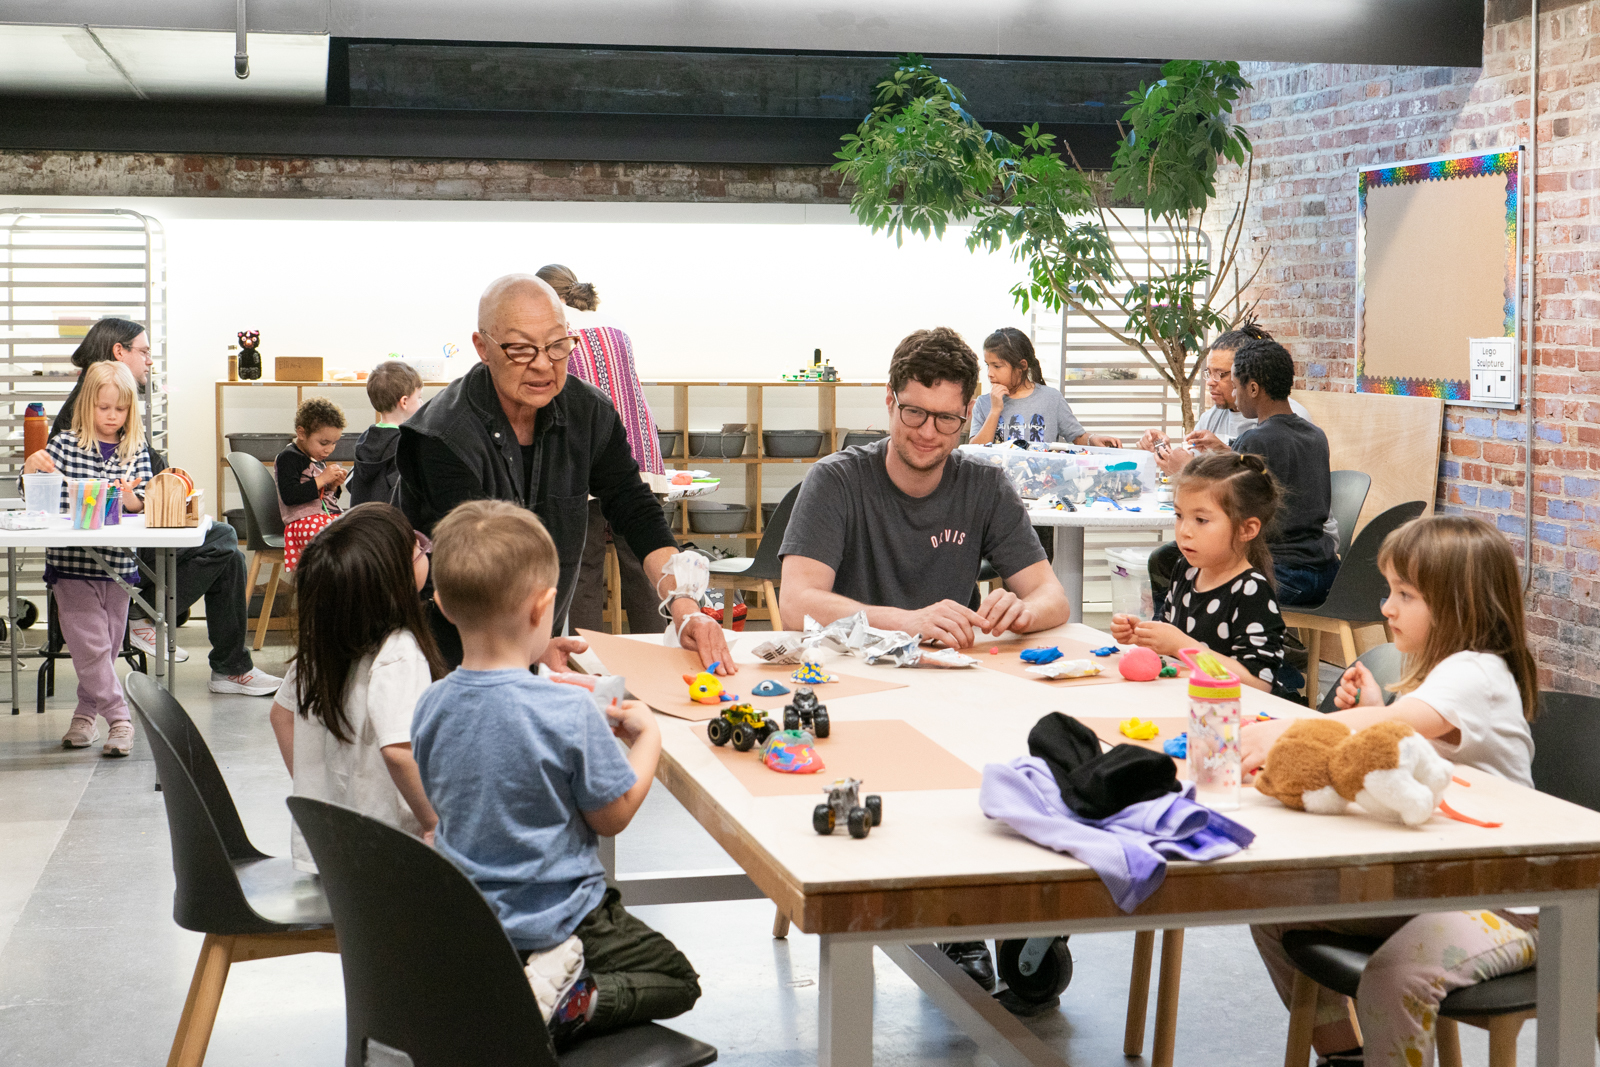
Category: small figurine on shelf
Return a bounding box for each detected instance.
[236,330,262,380]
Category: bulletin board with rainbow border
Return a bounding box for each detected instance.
[1356,149,1522,402]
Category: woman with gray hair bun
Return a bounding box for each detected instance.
[536,264,672,635]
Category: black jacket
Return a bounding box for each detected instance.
[348,425,401,507]
[397,363,674,625]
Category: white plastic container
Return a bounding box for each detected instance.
[1105,545,1157,619]
[22,472,63,515]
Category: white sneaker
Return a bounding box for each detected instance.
[129,620,190,663]
[208,668,283,697]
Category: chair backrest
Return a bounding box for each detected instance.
[1531,692,1600,813]
[287,797,557,1067]
[1316,642,1403,714]
[226,451,286,550]
[1328,469,1372,560]
[125,671,277,934]
[745,481,803,582]
[1310,500,1427,620]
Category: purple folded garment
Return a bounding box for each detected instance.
[979,757,1255,913]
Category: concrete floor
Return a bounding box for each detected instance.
[0,624,1536,1067]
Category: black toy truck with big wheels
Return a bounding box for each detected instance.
[782,686,830,738]
[705,704,775,752]
[813,777,882,839]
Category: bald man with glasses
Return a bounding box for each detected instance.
[778,327,1069,651]
[398,273,733,673]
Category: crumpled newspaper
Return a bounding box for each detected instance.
[800,611,978,669]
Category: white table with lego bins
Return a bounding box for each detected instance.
[0,515,210,713]
[581,621,1600,1067]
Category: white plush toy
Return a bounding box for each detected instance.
[1256,719,1454,827]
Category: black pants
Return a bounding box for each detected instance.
[570,499,668,635]
[1147,541,1186,617]
[133,522,253,676]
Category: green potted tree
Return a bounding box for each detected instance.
[833,56,1265,432]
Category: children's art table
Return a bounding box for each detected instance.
[0,514,212,712]
[1026,494,1175,623]
[580,621,1600,1067]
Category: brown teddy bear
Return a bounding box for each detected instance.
[1254,718,1453,827]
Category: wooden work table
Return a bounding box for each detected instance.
[586,622,1600,1067]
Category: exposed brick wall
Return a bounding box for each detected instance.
[0,150,851,203]
[1206,6,1600,694]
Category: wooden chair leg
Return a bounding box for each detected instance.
[1285,969,1319,1067]
[253,559,281,652]
[1124,929,1156,1056]
[1436,1017,1464,1067]
[1486,1014,1523,1067]
[762,579,781,630]
[772,906,790,939]
[243,551,262,606]
[1303,627,1322,699]
[1337,621,1359,666]
[168,933,235,1067]
[605,543,622,635]
[1151,928,1184,1067]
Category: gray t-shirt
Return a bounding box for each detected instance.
[971,384,1086,445]
[1194,396,1311,444]
[780,438,1046,610]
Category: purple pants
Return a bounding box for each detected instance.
[53,578,132,724]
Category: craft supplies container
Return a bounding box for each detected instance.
[688,430,748,459]
[687,502,750,534]
[839,429,888,449]
[761,429,825,457]
[1179,647,1242,810]
[103,484,122,526]
[958,443,1158,499]
[69,479,107,531]
[23,472,63,515]
[225,432,295,461]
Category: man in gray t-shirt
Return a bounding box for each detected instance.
[780,327,1070,650]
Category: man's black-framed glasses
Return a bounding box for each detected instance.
[481,330,578,365]
[893,395,967,435]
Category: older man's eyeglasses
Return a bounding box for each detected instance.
[893,396,966,435]
[481,331,578,366]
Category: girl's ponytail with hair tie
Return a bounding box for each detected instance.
[1239,453,1267,473]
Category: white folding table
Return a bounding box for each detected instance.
[0,514,211,712]
[1026,494,1175,622]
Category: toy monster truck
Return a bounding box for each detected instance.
[812,777,883,839]
[706,703,775,752]
[781,686,830,738]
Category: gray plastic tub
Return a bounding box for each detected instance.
[761,501,780,526]
[840,429,888,449]
[688,503,750,534]
[688,431,748,459]
[762,429,825,458]
[227,431,360,463]
[657,429,682,459]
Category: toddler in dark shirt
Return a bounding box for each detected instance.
[275,396,347,570]
[1111,451,1299,698]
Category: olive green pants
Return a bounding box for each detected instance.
[570,888,702,1035]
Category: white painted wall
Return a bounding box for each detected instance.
[4,197,1035,511]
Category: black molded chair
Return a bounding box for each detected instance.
[1282,500,1427,677]
[1281,691,1600,1067]
[1315,642,1403,713]
[225,451,291,650]
[287,796,717,1067]
[707,481,800,628]
[1328,469,1372,560]
[126,671,335,1067]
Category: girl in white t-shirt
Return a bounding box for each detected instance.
[269,503,446,872]
[1242,516,1539,1067]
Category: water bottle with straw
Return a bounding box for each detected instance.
[1178,647,1243,810]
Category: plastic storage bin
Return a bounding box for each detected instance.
[687,502,750,534]
[658,429,682,459]
[1105,545,1157,619]
[688,431,748,459]
[761,429,825,457]
[957,443,1158,500]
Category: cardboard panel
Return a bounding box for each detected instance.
[1295,390,1443,532]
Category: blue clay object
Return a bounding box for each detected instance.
[1090,645,1119,657]
[1163,734,1187,759]
[1019,646,1064,665]
[751,679,791,696]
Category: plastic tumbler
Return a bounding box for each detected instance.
[22,472,63,515]
[104,484,122,526]
[1179,647,1243,810]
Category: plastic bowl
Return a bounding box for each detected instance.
[688,431,748,459]
[688,503,750,534]
[762,429,825,458]
[658,429,682,459]
[840,429,888,449]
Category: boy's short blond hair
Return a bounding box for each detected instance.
[431,500,559,629]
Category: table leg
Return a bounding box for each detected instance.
[165,548,177,690]
[818,938,874,1067]
[153,547,168,682]
[8,547,17,714]
[1052,526,1086,624]
[1535,889,1599,1066]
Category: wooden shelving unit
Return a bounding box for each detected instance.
[645,379,885,549]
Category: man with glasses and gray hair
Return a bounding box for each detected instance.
[398,273,733,673]
[779,326,1069,650]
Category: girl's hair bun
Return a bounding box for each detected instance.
[1238,453,1267,473]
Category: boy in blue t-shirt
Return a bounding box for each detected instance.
[412,500,699,1047]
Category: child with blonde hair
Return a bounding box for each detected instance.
[411,500,699,1047]
[1243,516,1539,1067]
[48,361,153,756]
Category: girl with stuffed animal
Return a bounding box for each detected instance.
[1110,450,1298,696]
[1243,515,1538,1067]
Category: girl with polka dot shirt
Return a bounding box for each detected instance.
[1111,451,1299,698]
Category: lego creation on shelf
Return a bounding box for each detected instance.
[782,348,840,382]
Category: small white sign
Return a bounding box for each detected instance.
[1468,337,1519,408]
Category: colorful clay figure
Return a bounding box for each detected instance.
[1019,646,1063,665]
[1117,646,1162,681]
[791,661,835,685]
[705,704,775,752]
[782,686,830,738]
[1119,718,1160,740]
[236,330,262,380]
[813,777,882,839]
[750,679,790,697]
[684,663,734,704]
[761,730,825,774]
[1163,733,1188,759]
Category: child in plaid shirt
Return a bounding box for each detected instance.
[47,362,153,757]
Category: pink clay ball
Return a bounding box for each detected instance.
[1118,646,1162,682]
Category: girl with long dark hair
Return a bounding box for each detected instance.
[970,327,1121,447]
